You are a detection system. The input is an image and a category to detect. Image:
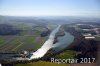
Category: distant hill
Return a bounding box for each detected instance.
[0,15,100,24]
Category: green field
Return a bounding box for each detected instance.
[0,23,49,52]
[15,61,69,66]
[55,50,78,59]
[0,37,5,45]
[0,35,47,52]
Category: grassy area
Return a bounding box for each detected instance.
[95,36,100,41]
[55,50,78,59]
[15,61,69,66]
[0,37,5,45]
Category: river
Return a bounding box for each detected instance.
[0,25,74,66]
[29,25,74,60]
[52,32,74,52]
[28,25,61,60]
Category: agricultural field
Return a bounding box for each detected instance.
[0,23,49,52]
[0,35,47,52]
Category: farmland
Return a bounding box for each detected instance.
[0,23,49,52]
[0,34,47,52]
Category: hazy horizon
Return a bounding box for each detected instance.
[0,0,100,17]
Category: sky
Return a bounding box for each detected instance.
[0,0,100,17]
